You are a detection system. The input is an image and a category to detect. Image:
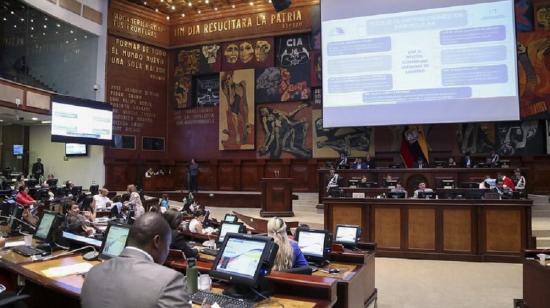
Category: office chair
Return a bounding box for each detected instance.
[0,289,30,308]
[282,266,313,275]
[89,185,99,196]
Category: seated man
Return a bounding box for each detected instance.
[351,158,365,170]
[493,180,512,199]
[81,213,191,308]
[15,185,37,207]
[65,201,95,236]
[413,182,433,198]
[326,169,341,196]
[391,182,408,198]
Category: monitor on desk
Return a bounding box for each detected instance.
[9,205,24,233]
[417,191,436,199]
[210,233,277,295]
[224,213,238,223]
[441,179,455,189]
[34,211,61,243]
[334,224,360,248]
[46,178,58,187]
[99,223,130,260]
[25,179,38,188]
[62,231,103,247]
[388,191,406,199]
[217,222,244,244]
[71,186,82,197]
[384,180,397,188]
[295,228,331,265]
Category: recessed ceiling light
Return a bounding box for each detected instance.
[205,0,209,3]
[74,37,77,41]
[181,13,185,17]
[30,19,33,23]
[44,17,48,21]
[155,8,159,12]
[10,11,14,15]
[0,119,3,122]
[249,2,254,5]
[2,18,6,21]
[13,25,16,28]
[84,35,87,39]
[41,120,51,124]
[30,26,34,30]
[198,9,201,14]
[55,31,58,34]
[65,40,69,44]
[214,7,218,10]
[70,30,73,34]
[43,24,47,28]
[166,16,170,20]
[188,2,192,7]
[20,18,24,22]
[56,23,60,27]
[171,5,175,10]
[232,4,235,8]
[42,32,45,35]
[143,1,147,4]
[31,117,38,121]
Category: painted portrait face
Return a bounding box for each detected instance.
[201,44,220,64]
[254,40,271,62]
[239,41,254,63]
[224,44,239,64]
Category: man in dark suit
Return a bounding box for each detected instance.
[463,152,474,168]
[31,158,44,180]
[81,213,191,308]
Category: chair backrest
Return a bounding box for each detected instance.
[282,266,312,275]
[231,211,299,234]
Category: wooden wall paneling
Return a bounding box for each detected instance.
[289,160,310,192]
[484,207,522,253]
[329,204,363,236]
[241,161,261,191]
[373,206,401,249]
[442,207,473,252]
[105,162,138,191]
[195,161,215,190]
[217,161,236,190]
[407,207,436,251]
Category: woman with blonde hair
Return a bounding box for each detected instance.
[267,217,308,271]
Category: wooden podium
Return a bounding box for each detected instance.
[260,177,294,217]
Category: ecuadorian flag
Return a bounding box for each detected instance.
[400,126,429,168]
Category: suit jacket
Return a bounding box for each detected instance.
[81,248,191,308]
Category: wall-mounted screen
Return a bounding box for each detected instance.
[65,143,88,156]
[13,145,23,155]
[51,95,113,145]
[321,0,519,127]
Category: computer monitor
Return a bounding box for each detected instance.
[71,186,82,197]
[99,223,131,260]
[62,231,103,248]
[385,180,397,188]
[217,222,244,244]
[9,205,24,233]
[89,185,99,195]
[224,213,238,223]
[417,191,435,199]
[34,211,61,242]
[46,179,58,187]
[25,179,38,188]
[441,179,455,189]
[295,228,331,264]
[388,191,406,199]
[210,233,275,289]
[334,224,360,248]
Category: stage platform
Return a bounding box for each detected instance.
[145,190,263,208]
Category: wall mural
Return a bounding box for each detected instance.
[255,67,281,104]
[221,38,274,71]
[276,34,312,68]
[195,74,220,107]
[455,123,495,154]
[219,69,255,150]
[174,76,193,109]
[280,66,311,102]
[312,110,374,158]
[174,44,222,76]
[495,120,544,155]
[257,102,312,159]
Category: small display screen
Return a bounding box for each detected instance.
[297,231,326,257]
[215,237,266,278]
[102,225,130,257]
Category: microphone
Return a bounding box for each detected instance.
[39,245,97,261]
[0,215,36,231]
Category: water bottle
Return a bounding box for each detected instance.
[186,258,198,294]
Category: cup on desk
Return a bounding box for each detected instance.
[198,274,212,291]
[24,234,32,246]
[0,237,5,249]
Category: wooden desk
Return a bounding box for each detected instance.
[324,198,533,262]
[521,250,550,308]
[318,167,522,206]
[167,249,376,308]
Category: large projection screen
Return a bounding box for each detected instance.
[321,0,520,127]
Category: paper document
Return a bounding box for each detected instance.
[5,241,26,248]
[42,262,93,278]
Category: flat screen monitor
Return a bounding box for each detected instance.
[417,191,435,199]
[385,180,397,188]
[25,179,38,188]
[62,231,103,247]
[224,214,238,223]
[51,95,113,145]
[46,179,58,187]
[210,233,274,288]
[13,145,23,155]
[388,191,406,199]
[295,228,331,263]
[65,143,88,156]
[34,211,59,242]
[334,224,360,247]
[321,0,519,127]
[99,223,130,260]
[71,186,82,196]
[217,222,244,244]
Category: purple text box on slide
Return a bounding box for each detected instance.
[366,11,467,35]
[327,55,392,75]
[442,65,508,86]
[440,25,506,45]
[327,37,391,56]
[363,87,472,104]
[328,74,393,93]
[441,45,507,65]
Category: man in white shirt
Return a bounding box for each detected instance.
[413,182,434,198]
[92,188,111,210]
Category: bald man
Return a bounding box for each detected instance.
[81,213,191,308]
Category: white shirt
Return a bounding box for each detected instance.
[93,195,111,209]
[516,176,526,190]
[189,218,202,233]
[125,246,154,262]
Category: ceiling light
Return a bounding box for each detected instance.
[84,35,87,39]
[166,16,170,20]
[13,25,16,28]
[155,8,159,12]
[214,7,218,10]
[10,11,14,15]
[43,24,47,28]
[55,31,58,34]
[171,5,175,10]
[30,34,33,37]
[42,32,45,36]
[30,26,34,30]
[70,30,73,34]
[205,0,209,3]
[56,23,60,27]
[20,18,24,22]
[41,120,51,124]
[181,13,185,17]
[30,19,33,23]
[160,0,164,2]
[198,9,201,14]
[143,1,147,4]
[0,119,3,122]
[44,17,48,21]
[74,38,77,41]
[249,2,254,5]
[31,117,38,121]
[65,40,69,44]
[231,4,235,8]
[2,18,6,21]
[188,2,192,7]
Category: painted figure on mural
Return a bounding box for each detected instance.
[258,103,311,159]
[221,71,250,145]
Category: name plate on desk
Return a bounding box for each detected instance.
[352,192,365,199]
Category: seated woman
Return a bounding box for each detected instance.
[159,194,170,213]
[267,217,308,271]
[162,209,198,259]
[65,201,95,236]
[16,185,37,207]
[188,209,206,233]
